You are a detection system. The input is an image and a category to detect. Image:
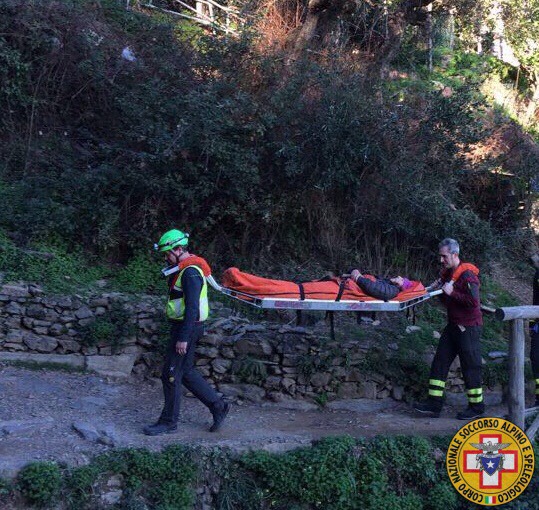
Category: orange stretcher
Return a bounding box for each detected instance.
[162,264,441,312]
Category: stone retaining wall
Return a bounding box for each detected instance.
[0,282,481,403]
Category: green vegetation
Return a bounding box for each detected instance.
[17,462,62,507]
[2,360,88,374]
[0,0,536,292]
[80,301,137,352]
[3,437,538,509]
[233,357,268,385]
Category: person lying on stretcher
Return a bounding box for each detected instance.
[349,269,414,301]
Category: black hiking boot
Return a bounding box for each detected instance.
[456,405,485,421]
[210,400,230,432]
[414,399,442,418]
[143,422,178,436]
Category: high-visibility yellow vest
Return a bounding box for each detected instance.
[166,265,209,321]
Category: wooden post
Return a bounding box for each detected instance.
[508,319,525,429]
[496,305,539,437]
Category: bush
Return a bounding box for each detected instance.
[80,301,137,352]
[112,251,164,294]
[0,0,529,277]
[18,461,62,507]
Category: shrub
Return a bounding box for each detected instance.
[233,357,268,385]
[0,477,11,500]
[112,251,164,294]
[79,301,136,352]
[18,461,62,507]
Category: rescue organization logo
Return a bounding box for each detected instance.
[446,418,535,506]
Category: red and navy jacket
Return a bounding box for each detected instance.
[440,263,482,326]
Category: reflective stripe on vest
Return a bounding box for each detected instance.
[166,265,209,321]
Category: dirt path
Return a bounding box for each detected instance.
[0,365,507,478]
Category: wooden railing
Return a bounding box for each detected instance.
[495,306,539,439]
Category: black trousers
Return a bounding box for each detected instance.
[159,322,220,425]
[430,323,483,400]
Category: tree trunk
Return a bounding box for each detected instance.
[374,0,434,78]
[291,0,351,58]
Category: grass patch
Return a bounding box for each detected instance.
[2,360,88,374]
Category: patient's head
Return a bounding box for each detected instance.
[390,276,413,290]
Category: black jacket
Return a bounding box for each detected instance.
[355,276,400,301]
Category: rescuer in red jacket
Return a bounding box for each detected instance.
[415,238,484,421]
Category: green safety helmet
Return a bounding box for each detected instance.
[154,229,189,252]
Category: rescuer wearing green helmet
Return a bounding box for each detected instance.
[143,229,230,435]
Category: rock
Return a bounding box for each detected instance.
[244,324,267,332]
[85,354,137,378]
[75,306,94,320]
[265,376,282,390]
[387,343,399,351]
[282,354,301,367]
[73,422,100,442]
[32,327,49,335]
[26,304,46,319]
[211,358,231,374]
[100,490,123,506]
[391,385,405,400]
[433,331,441,339]
[98,425,121,446]
[218,383,266,402]
[22,317,34,328]
[90,298,109,307]
[196,346,219,358]
[267,391,285,402]
[221,347,235,359]
[336,383,361,398]
[49,324,66,336]
[405,325,422,334]
[121,345,141,355]
[0,351,85,367]
[310,372,331,387]
[3,343,26,351]
[5,302,24,315]
[23,334,58,353]
[235,337,273,357]
[0,284,30,297]
[377,388,390,399]
[200,333,221,346]
[282,377,296,392]
[28,284,44,296]
[488,351,507,360]
[6,330,25,343]
[287,326,308,334]
[138,319,155,333]
[0,417,54,436]
[57,297,73,309]
[449,357,461,371]
[345,368,364,383]
[358,381,377,399]
[33,319,52,327]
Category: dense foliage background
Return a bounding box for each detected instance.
[0,0,537,289]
